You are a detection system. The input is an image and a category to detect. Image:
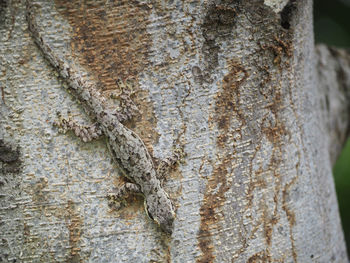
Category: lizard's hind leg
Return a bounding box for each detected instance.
[107,182,141,210]
[54,113,104,142]
[156,148,185,181]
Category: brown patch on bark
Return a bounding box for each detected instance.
[248,91,297,260]
[247,250,271,263]
[30,196,87,261]
[0,86,5,105]
[261,89,289,143]
[259,35,293,67]
[244,76,295,260]
[65,200,83,263]
[217,61,248,137]
[258,41,298,260]
[262,205,279,247]
[254,111,285,253]
[282,176,298,262]
[27,178,84,261]
[23,222,30,237]
[197,61,248,263]
[54,0,152,87]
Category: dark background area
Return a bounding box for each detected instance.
[314,0,350,254]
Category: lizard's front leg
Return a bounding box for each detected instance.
[156,148,185,181]
[107,78,139,123]
[54,113,104,142]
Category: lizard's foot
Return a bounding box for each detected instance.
[107,182,141,210]
[54,112,103,142]
[156,147,185,181]
[107,78,139,123]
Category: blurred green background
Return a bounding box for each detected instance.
[314,0,350,254]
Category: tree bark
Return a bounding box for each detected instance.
[0,0,348,262]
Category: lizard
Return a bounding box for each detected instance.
[26,1,177,234]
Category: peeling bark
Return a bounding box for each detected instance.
[0,0,349,262]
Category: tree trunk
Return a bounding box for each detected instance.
[0,0,349,262]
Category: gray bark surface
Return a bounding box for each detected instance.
[0,0,348,262]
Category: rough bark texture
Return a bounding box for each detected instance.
[0,0,348,262]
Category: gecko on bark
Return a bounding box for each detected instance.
[26,1,177,234]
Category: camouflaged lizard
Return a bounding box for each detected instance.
[26,1,176,234]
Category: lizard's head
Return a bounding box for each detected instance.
[145,190,175,235]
